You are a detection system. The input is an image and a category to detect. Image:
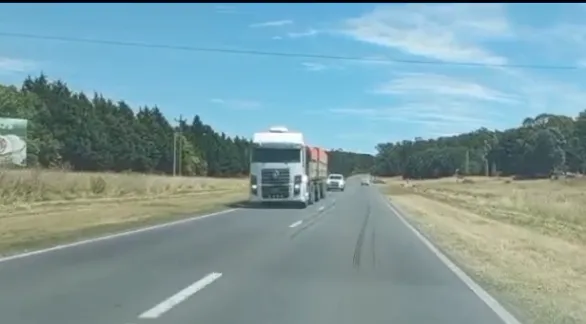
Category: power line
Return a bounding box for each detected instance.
[0,31,580,71]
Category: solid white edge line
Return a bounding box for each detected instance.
[0,208,238,264]
[382,196,522,324]
[289,220,303,228]
[139,272,223,319]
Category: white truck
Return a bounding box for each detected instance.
[249,126,328,208]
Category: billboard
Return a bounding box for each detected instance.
[0,118,27,167]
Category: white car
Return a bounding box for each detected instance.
[327,174,345,191]
[361,177,371,186]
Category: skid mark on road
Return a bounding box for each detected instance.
[289,200,336,239]
[353,203,371,270]
[138,272,222,319]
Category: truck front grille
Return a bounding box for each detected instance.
[260,168,291,198]
[260,168,291,199]
[261,168,290,185]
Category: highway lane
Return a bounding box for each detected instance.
[0,177,519,324]
[0,197,328,324]
[158,182,515,324]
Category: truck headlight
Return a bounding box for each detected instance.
[250,175,258,195]
[294,175,302,195]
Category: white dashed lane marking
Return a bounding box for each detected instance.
[138,272,223,319]
[289,220,303,228]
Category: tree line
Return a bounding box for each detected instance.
[372,113,581,179]
[0,74,373,177]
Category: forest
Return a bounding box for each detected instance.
[0,74,373,177]
[372,112,578,179]
[3,73,577,181]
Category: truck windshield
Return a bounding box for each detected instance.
[252,148,301,163]
[329,175,343,180]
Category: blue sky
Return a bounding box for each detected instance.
[1,4,586,154]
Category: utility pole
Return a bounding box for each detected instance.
[173,114,183,177]
[483,139,490,177]
[172,132,177,176]
[464,149,470,175]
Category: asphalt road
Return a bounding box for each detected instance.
[0,177,519,324]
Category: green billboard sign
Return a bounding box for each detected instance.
[0,118,27,167]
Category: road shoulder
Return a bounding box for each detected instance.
[0,191,246,259]
[384,184,582,324]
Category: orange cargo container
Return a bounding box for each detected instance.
[308,146,328,164]
[318,148,328,165]
[309,147,318,161]
[306,145,328,180]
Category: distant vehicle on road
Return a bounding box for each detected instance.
[327,173,345,191]
[248,126,328,208]
[361,177,371,186]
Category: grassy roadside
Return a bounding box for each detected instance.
[0,169,248,256]
[382,176,585,324]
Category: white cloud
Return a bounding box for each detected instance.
[301,62,327,72]
[367,69,586,135]
[537,23,586,66]
[501,69,586,118]
[287,29,320,38]
[329,106,491,124]
[543,23,586,46]
[328,71,517,135]
[330,104,499,137]
[273,4,586,146]
[0,57,37,73]
[272,27,328,40]
[209,98,262,111]
[250,20,293,28]
[340,4,511,64]
[373,73,518,105]
[319,4,586,138]
[299,61,345,72]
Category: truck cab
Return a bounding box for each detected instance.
[249,126,328,208]
[249,127,309,207]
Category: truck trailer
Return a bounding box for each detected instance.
[249,126,328,208]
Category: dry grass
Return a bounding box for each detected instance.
[384,176,586,324]
[0,169,247,255]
